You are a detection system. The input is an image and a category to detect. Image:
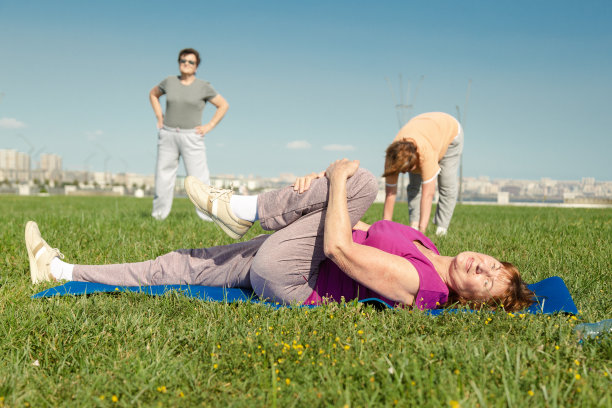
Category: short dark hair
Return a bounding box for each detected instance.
[178,48,201,67]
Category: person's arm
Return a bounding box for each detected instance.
[353,221,371,231]
[418,179,436,233]
[195,94,229,136]
[149,86,164,129]
[323,159,419,304]
[383,173,399,221]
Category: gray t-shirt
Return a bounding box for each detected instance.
[158,76,218,129]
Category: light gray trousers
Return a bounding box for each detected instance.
[407,127,464,229]
[152,126,211,221]
[73,168,378,304]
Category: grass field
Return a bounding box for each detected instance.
[1,195,610,407]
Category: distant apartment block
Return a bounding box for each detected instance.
[0,149,30,182]
[39,153,63,182]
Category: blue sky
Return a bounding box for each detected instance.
[1,0,611,180]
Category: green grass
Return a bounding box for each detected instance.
[0,196,610,407]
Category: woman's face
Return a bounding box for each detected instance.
[448,251,509,300]
[179,53,198,75]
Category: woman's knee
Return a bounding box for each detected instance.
[351,168,378,199]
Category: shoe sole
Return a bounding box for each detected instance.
[185,178,243,239]
[25,221,42,284]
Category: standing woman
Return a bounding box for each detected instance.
[383,112,463,236]
[149,48,229,221]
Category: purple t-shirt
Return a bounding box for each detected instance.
[303,220,449,310]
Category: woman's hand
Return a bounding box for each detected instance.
[325,159,360,182]
[195,123,214,136]
[292,171,325,194]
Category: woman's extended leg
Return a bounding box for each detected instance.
[250,168,378,304]
[72,235,268,287]
[25,219,269,288]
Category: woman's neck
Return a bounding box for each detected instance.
[413,241,452,285]
[180,74,196,84]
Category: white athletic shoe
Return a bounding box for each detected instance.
[184,177,253,239]
[25,221,62,284]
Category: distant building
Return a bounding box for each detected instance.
[0,149,30,183]
[39,153,63,183]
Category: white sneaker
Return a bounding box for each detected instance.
[25,221,63,283]
[184,177,253,239]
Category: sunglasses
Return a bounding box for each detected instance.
[179,59,196,66]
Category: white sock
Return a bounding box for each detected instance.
[50,257,74,281]
[230,195,258,222]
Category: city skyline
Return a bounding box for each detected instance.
[1,1,611,181]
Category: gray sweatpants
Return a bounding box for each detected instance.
[407,126,464,229]
[73,168,378,304]
[152,126,211,221]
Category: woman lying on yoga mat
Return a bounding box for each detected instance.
[25,159,534,311]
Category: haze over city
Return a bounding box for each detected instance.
[1,0,611,181]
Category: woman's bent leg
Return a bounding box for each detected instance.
[250,168,378,304]
[73,235,268,287]
[258,168,378,231]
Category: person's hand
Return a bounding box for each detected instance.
[195,123,214,136]
[292,171,325,194]
[156,118,164,129]
[325,159,360,182]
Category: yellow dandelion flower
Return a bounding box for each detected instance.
[527,390,534,397]
[285,378,291,385]
[555,345,559,350]
[178,391,185,398]
[604,372,609,377]
[99,395,105,400]
[449,400,460,408]
[111,395,118,402]
[454,369,460,375]
[344,345,350,350]
[217,344,221,349]
[574,360,580,366]
[358,330,364,335]
[411,381,416,386]
[575,374,581,380]
[313,330,318,335]
[369,377,375,383]
[213,364,218,369]
[508,313,515,317]
[430,353,434,358]
[519,314,525,318]
[570,316,578,321]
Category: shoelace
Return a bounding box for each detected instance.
[52,248,65,260]
[208,187,233,203]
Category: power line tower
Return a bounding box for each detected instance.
[455,79,472,203]
[385,74,425,202]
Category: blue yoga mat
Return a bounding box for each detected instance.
[32,276,577,315]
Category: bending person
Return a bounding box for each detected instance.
[25,160,533,311]
[383,112,463,236]
[149,47,229,221]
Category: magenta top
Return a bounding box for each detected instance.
[303,220,449,310]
